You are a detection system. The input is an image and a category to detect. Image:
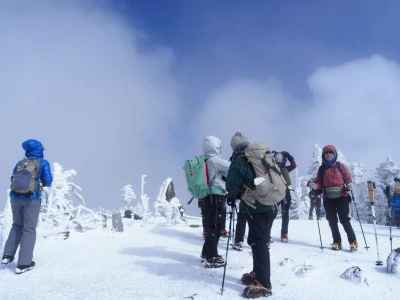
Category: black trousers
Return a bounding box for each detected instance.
[247,207,278,289]
[309,196,322,220]
[201,195,226,259]
[323,196,356,244]
[234,210,247,244]
[280,190,291,235]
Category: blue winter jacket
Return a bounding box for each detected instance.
[10,139,53,201]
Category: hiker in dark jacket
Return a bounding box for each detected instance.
[273,151,296,242]
[307,180,322,220]
[310,144,357,251]
[226,132,278,298]
[230,134,250,251]
[1,139,53,274]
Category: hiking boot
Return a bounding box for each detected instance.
[331,242,342,251]
[242,280,272,298]
[281,234,288,243]
[15,261,35,274]
[241,271,256,285]
[1,255,14,265]
[215,255,225,264]
[350,240,358,252]
[203,257,225,268]
[232,242,243,251]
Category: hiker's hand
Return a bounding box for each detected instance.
[226,195,236,208]
[309,182,318,190]
[344,183,352,192]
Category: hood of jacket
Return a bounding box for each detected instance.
[203,136,222,158]
[22,139,44,159]
[322,144,337,167]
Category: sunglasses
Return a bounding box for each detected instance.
[324,151,334,154]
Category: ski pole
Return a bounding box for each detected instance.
[350,189,369,250]
[316,210,324,250]
[389,208,393,252]
[371,203,383,265]
[367,181,382,265]
[221,203,235,295]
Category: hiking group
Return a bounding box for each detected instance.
[1,135,399,298]
[184,132,362,298]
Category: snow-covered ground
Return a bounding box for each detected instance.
[0,217,399,300]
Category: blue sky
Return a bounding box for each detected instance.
[1,0,400,211]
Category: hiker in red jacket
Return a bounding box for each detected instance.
[310,145,358,251]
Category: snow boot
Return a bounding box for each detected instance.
[15,261,35,275]
[350,240,358,252]
[281,234,288,243]
[242,280,272,298]
[203,257,225,268]
[1,255,14,265]
[241,271,256,285]
[232,242,243,251]
[331,242,342,251]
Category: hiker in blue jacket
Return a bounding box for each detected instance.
[1,139,53,274]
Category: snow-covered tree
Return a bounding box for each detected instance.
[121,184,137,211]
[41,162,100,233]
[154,178,184,224]
[140,174,150,219]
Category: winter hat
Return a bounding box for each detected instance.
[230,131,249,151]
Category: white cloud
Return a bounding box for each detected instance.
[194,55,400,172]
[0,1,183,208]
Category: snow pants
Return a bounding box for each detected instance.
[323,196,356,244]
[234,209,247,244]
[247,207,277,289]
[3,199,41,266]
[280,189,291,235]
[201,195,226,259]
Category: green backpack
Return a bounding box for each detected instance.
[183,155,210,199]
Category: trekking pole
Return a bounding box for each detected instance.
[221,202,235,295]
[350,189,369,250]
[383,184,393,252]
[316,210,324,250]
[368,181,383,265]
[389,208,393,252]
[231,204,236,239]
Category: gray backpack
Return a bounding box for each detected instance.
[241,143,287,207]
[10,159,40,194]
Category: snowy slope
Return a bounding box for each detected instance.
[0,217,399,300]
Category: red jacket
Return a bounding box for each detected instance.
[314,162,352,193]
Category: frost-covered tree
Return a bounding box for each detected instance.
[140,174,150,219]
[41,162,100,233]
[1,191,13,248]
[154,178,184,224]
[121,184,137,211]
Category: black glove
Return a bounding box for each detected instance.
[226,195,236,208]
